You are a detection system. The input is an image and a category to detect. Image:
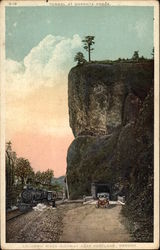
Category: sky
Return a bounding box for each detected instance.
[5,6,154,177]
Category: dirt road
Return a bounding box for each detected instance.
[7,203,131,243]
[60,204,131,242]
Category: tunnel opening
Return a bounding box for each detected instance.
[91,182,111,199]
[96,184,110,194]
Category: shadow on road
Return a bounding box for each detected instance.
[107,204,117,209]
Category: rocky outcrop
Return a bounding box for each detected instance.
[67,60,154,241]
[68,62,153,136]
[122,88,154,241]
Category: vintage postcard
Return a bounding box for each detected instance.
[0,0,159,249]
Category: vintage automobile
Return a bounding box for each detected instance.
[96,192,110,208]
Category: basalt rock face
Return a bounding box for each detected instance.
[67,61,154,241]
[68,62,153,137]
[122,87,154,241]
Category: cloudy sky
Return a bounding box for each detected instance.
[5,6,153,177]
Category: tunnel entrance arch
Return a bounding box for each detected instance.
[91,182,111,199]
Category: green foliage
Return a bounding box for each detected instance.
[34,169,54,189]
[42,169,54,185]
[151,47,154,59]
[132,50,139,60]
[35,171,43,185]
[6,142,54,188]
[82,36,95,62]
[6,141,55,207]
[15,157,33,185]
[6,141,17,191]
[6,184,24,208]
[74,52,86,65]
[48,182,63,192]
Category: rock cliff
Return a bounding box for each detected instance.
[68,62,153,136]
[67,60,154,241]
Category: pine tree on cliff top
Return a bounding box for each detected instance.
[132,51,139,61]
[151,47,154,59]
[82,36,95,62]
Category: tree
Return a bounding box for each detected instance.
[35,171,43,185]
[26,169,35,185]
[74,52,86,65]
[132,51,139,61]
[15,157,33,185]
[82,36,95,62]
[6,141,17,190]
[6,141,12,152]
[43,169,54,186]
[151,47,154,59]
[36,169,54,187]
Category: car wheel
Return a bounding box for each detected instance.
[105,203,109,208]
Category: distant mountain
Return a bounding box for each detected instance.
[51,175,65,187]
